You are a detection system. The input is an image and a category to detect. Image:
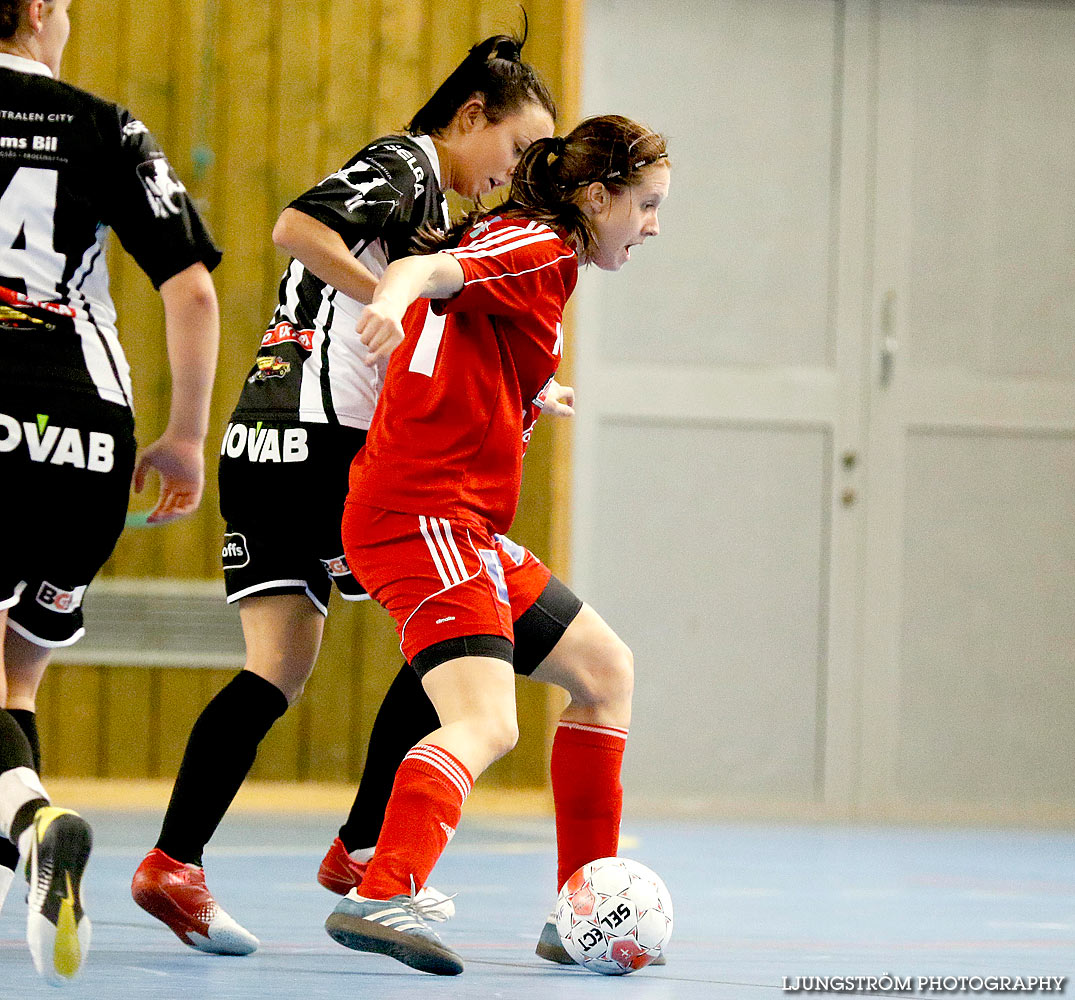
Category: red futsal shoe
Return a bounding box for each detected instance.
[131,848,258,955]
[317,838,456,920]
[317,837,370,896]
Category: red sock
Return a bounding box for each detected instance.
[359,743,473,900]
[550,721,628,891]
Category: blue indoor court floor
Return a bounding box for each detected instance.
[1,807,1072,998]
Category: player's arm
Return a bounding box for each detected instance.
[356,254,465,365]
[272,208,380,304]
[133,262,220,523]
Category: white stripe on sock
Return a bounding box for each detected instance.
[557,721,629,740]
[407,745,472,801]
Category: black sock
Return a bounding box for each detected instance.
[10,797,48,846]
[0,709,42,865]
[154,670,288,866]
[8,710,41,773]
[338,663,440,851]
[0,709,35,774]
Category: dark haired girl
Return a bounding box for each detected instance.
[323,115,670,975]
[132,29,557,955]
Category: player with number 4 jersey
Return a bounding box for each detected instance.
[1,0,221,984]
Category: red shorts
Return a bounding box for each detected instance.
[342,502,552,664]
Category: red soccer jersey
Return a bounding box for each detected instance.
[350,216,578,533]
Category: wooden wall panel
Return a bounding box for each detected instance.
[31,0,580,789]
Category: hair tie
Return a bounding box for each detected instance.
[548,136,566,156]
[491,39,522,63]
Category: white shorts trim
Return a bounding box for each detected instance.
[0,767,49,841]
[338,592,372,603]
[0,581,25,611]
[5,617,86,649]
[226,579,328,617]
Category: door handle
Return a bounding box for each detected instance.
[879,289,897,387]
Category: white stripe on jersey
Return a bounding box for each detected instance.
[458,221,540,253]
[408,306,446,377]
[451,231,562,260]
[459,252,577,289]
[66,229,131,406]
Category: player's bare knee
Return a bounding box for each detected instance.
[567,634,634,710]
[459,709,519,764]
[485,714,520,761]
[601,635,634,707]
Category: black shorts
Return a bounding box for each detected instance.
[218,417,369,615]
[0,390,136,646]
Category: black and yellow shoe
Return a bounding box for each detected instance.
[24,806,93,985]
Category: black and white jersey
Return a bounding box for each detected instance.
[0,54,221,409]
[231,134,449,430]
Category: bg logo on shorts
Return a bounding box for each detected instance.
[36,581,87,613]
[320,555,351,578]
[221,532,250,570]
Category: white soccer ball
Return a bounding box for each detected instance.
[554,857,673,975]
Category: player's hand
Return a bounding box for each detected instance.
[132,432,205,524]
[538,378,575,418]
[356,302,405,366]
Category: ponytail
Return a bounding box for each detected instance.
[406,13,556,135]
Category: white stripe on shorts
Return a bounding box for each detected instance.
[428,517,465,585]
[419,516,454,587]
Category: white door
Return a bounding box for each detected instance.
[576,0,1075,815]
[861,0,1075,813]
[575,0,873,807]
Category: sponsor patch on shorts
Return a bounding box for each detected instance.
[35,580,87,614]
[320,555,352,578]
[221,532,250,570]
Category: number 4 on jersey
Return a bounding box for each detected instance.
[0,167,65,297]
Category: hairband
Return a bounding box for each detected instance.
[604,151,668,180]
[547,136,566,155]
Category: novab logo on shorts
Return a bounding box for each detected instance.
[221,532,250,570]
[0,412,115,472]
[36,581,87,614]
[220,422,308,464]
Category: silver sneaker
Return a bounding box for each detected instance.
[325,887,463,975]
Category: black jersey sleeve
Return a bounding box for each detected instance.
[287,139,431,253]
[96,107,222,289]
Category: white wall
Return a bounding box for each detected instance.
[575,0,1075,820]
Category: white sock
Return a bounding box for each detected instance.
[0,766,48,841]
